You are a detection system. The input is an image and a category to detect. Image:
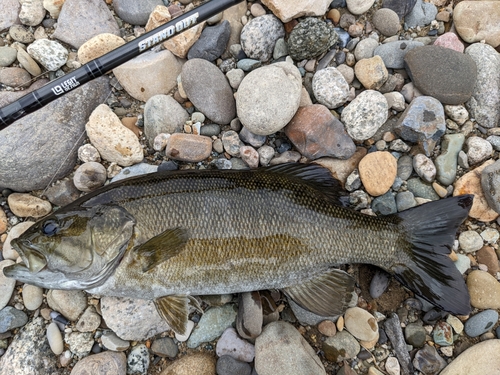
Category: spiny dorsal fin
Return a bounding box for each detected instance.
[282,268,356,316]
[263,163,348,206]
[133,227,189,272]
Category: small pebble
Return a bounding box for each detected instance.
[47,322,64,355]
[458,231,483,253]
[22,285,44,311]
[127,344,150,375]
[101,331,130,351]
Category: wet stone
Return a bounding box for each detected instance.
[287,17,338,61]
[464,309,498,338]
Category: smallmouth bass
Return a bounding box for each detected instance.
[4,164,473,334]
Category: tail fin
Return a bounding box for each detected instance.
[390,195,473,315]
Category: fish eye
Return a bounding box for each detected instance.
[42,220,59,236]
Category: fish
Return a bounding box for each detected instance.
[3,163,473,334]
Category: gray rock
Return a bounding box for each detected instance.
[404,45,477,105]
[464,309,498,338]
[69,352,126,375]
[240,14,285,62]
[413,344,447,375]
[395,96,445,156]
[372,8,401,36]
[22,285,44,311]
[0,0,20,31]
[75,306,101,333]
[288,17,338,61]
[370,270,390,298]
[200,124,221,137]
[481,160,500,214]
[487,135,500,151]
[405,323,426,347]
[372,192,397,215]
[374,41,424,69]
[0,77,110,192]
[467,136,493,165]
[397,155,413,180]
[151,337,178,358]
[0,306,28,333]
[0,67,30,88]
[435,134,465,186]
[273,37,288,60]
[181,58,235,125]
[465,43,500,128]
[52,0,120,49]
[0,317,61,375]
[458,230,483,253]
[0,46,17,67]
[27,38,68,71]
[43,179,81,207]
[383,0,417,19]
[187,304,237,349]
[111,163,158,183]
[65,331,94,357]
[188,20,231,62]
[236,291,263,339]
[144,94,189,144]
[47,290,87,322]
[404,0,437,29]
[0,260,16,311]
[385,313,414,375]
[113,0,163,25]
[323,330,360,362]
[236,58,262,71]
[9,25,34,44]
[341,90,389,141]
[101,297,170,341]
[288,299,340,326]
[406,178,439,201]
[256,321,326,374]
[313,67,350,109]
[127,344,150,375]
[239,126,266,148]
[73,162,107,192]
[354,38,379,61]
[217,355,252,375]
[236,63,302,135]
[396,191,417,211]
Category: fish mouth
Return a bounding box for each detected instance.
[10,238,48,274]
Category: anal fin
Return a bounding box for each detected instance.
[134,227,188,272]
[155,295,202,336]
[282,268,356,316]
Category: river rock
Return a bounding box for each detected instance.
[78,33,126,65]
[454,159,499,222]
[354,38,379,61]
[187,304,237,349]
[344,307,379,342]
[354,55,388,90]
[52,0,120,49]
[101,297,170,341]
[382,0,417,19]
[188,20,231,62]
[73,162,107,192]
[144,94,189,144]
[464,309,498,337]
[236,62,301,135]
[240,14,284,62]
[70,351,127,375]
[465,43,500,129]
[261,0,330,22]
[413,154,435,183]
[435,134,464,186]
[0,260,16,311]
[182,58,235,124]
[19,0,46,26]
[323,330,360,362]
[467,270,500,309]
[255,321,326,375]
[433,32,464,53]
[358,151,397,196]
[346,0,375,15]
[86,104,143,166]
[467,136,493,165]
[216,327,255,362]
[312,67,350,109]
[7,193,51,218]
[0,317,60,375]
[315,147,367,185]
[47,290,87,321]
[0,46,18,67]
[404,45,477,105]
[372,8,400,36]
[0,67,31,88]
[161,353,215,375]
[287,17,338,61]
[375,41,424,69]
[413,344,446,374]
[2,222,35,261]
[165,133,212,162]
[113,0,163,25]
[285,104,355,160]
[453,1,500,48]
[0,77,110,192]
[27,38,68,71]
[481,160,500,214]
[236,291,263,339]
[113,49,182,102]
[341,90,388,141]
[22,284,44,311]
[0,0,20,31]
[404,0,437,28]
[395,96,445,156]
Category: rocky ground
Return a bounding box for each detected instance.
[1,0,500,374]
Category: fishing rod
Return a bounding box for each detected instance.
[0,0,245,130]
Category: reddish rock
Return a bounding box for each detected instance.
[433,32,464,53]
[358,151,397,196]
[285,104,355,160]
[165,133,212,162]
[476,246,500,275]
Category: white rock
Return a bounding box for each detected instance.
[3,221,35,260]
[175,320,195,342]
[344,307,379,341]
[459,230,483,253]
[27,39,68,71]
[47,322,64,355]
[384,92,406,111]
[261,0,331,23]
[0,260,16,310]
[312,67,350,109]
[347,0,376,15]
[385,356,400,375]
[413,154,436,183]
[19,0,46,26]
[22,284,44,311]
[101,331,130,351]
[466,136,493,165]
[78,144,101,163]
[444,104,468,125]
[153,133,170,152]
[481,228,500,244]
[86,104,144,167]
[43,0,64,18]
[258,145,275,166]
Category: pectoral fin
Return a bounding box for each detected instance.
[134,227,189,272]
[282,268,356,316]
[155,295,202,335]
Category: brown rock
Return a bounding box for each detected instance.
[453,1,500,48]
[160,353,216,375]
[163,22,205,59]
[467,270,500,309]
[0,208,7,234]
[314,147,367,186]
[7,193,52,218]
[354,56,388,90]
[78,33,125,65]
[358,151,397,196]
[0,67,31,88]
[285,104,355,160]
[165,133,212,162]
[260,0,331,23]
[476,246,499,275]
[121,117,141,137]
[145,5,171,32]
[240,145,259,168]
[318,320,337,337]
[453,159,499,222]
[70,351,126,375]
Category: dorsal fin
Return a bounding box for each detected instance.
[263,163,348,206]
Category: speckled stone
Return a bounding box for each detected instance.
[240,14,284,62]
[288,17,338,61]
[312,67,350,109]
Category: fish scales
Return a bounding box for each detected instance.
[85,169,404,298]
